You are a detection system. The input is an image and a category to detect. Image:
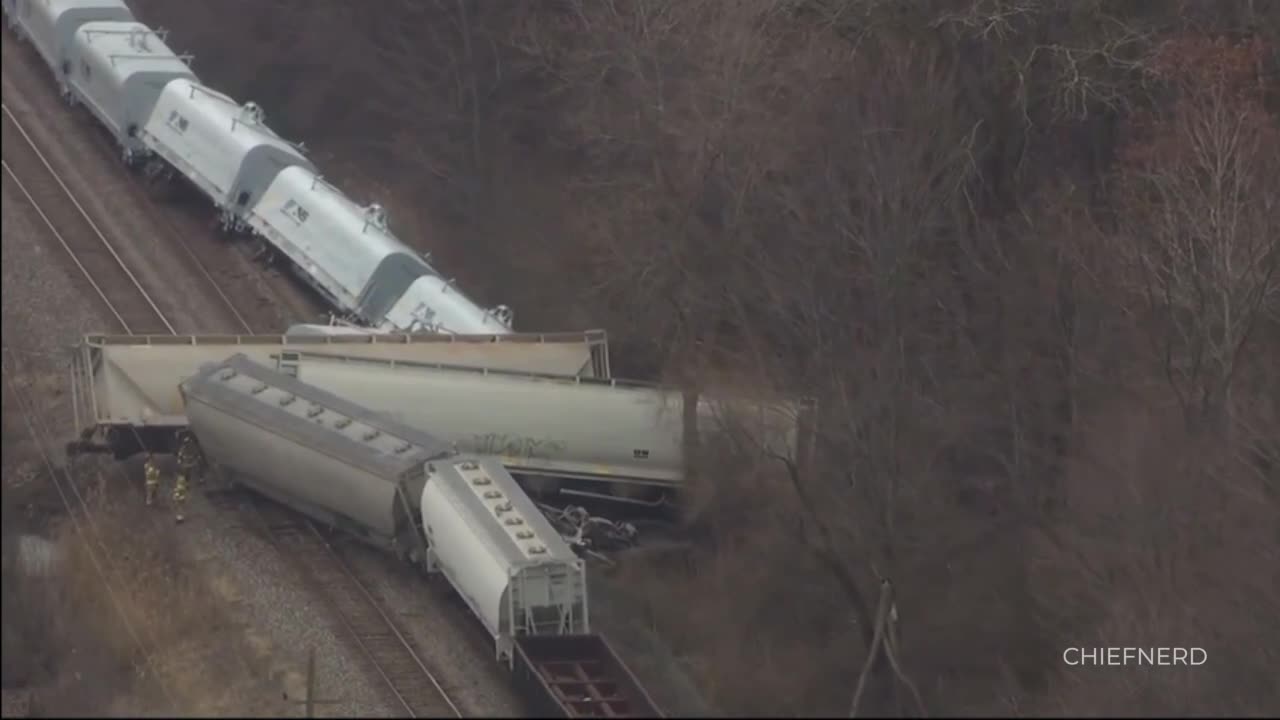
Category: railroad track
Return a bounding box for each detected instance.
[3,72,459,715]
[1,102,174,336]
[216,491,461,718]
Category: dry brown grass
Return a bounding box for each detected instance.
[2,470,292,717]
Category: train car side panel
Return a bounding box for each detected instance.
[10,0,133,79]
[289,353,804,492]
[179,354,450,549]
[69,331,611,455]
[67,22,195,157]
[139,78,313,213]
[420,457,587,661]
[381,272,513,335]
[245,168,401,318]
[290,354,690,486]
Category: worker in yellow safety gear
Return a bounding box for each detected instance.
[176,433,203,485]
[172,472,189,524]
[144,453,161,506]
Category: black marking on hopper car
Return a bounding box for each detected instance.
[166,110,189,132]
[281,198,310,224]
[471,433,567,460]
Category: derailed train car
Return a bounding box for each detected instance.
[179,353,591,665]
[181,354,449,557]
[283,352,808,504]
[67,331,612,458]
[179,356,664,718]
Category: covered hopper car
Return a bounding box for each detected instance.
[3,0,134,95]
[64,20,197,164]
[67,330,612,458]
[245,169,514,334]
[281,351,807,504]
[178,353,590,663]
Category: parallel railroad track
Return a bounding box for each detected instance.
[4,63,459,715]
[206,488,463,718]
[1,102,175,335]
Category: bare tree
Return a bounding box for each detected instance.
[1112,36,1280,431]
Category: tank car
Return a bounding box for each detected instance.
[3,0,133,97]
[137,78,314,228]
[286,352,805,500]
[420,455,588,664]
[64,21,196,164]
[245,167,513,333]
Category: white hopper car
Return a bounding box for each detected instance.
[138,77,316,228]
[67,330,612,459]
[5,1,509,335]
[2,0,133,95]
[63,21,196,164]
[285,351,807,503]
[245,168,513,333]
[178,353,589,663]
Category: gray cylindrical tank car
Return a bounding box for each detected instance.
[178,352,453,557]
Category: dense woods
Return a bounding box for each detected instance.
[122,0,1280,714]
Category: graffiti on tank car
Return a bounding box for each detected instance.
[470,433,567,460]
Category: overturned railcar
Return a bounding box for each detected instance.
[181,354,590,665]
[281,352,808,504]
[67,330,612,458]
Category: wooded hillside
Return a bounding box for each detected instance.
[130,1,1279,714]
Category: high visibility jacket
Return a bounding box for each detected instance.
[145,462,161,486]
[177,442,198,469]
